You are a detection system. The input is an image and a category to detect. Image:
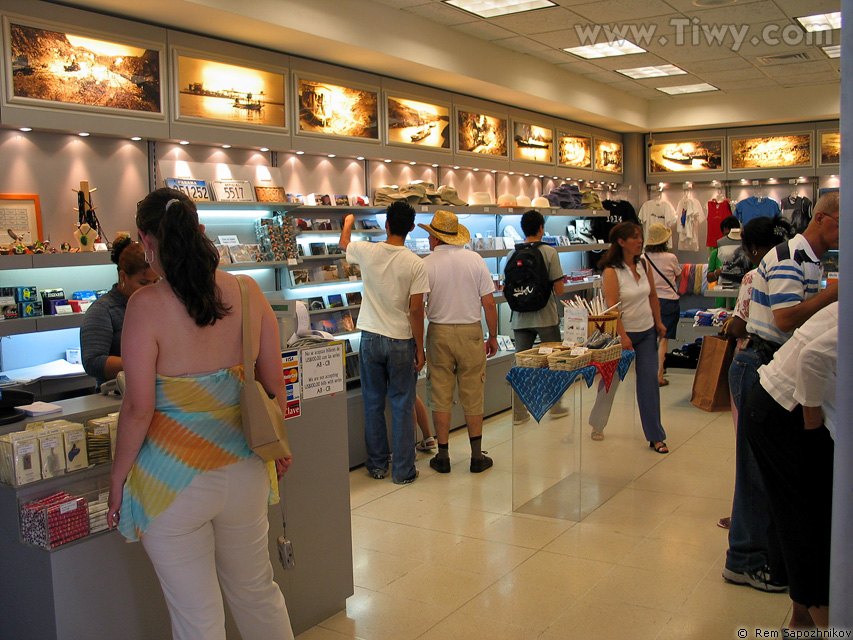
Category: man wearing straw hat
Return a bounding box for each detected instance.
[419,210,499,473]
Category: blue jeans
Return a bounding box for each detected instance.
[359,331,417,484]
[726,347,783,578]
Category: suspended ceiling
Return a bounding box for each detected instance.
[51,0,841,133]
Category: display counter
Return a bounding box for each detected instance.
[0,384,352,638]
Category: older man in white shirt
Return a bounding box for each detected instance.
[419,210,498,474]
[743,301,837,630]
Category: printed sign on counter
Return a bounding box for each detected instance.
[300,342,344,400]
[281,349,301,419]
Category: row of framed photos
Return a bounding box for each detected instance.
[1,15,621,172]
[647,131,840,175]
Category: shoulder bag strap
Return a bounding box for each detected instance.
[644,254,678,293]
[236,276,255,384]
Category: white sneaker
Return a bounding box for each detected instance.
[512,413,530,425]
[416,437,437,452]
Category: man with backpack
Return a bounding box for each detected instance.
[505,210,566,424]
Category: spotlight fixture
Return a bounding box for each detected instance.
[431,164,439,168]
[260,147,270,152]
[222,144,232,149]
[179,140,190,145]
[409,161,416,165]
[295,150,305,155]
[453,166,460,170]
[384,159,392,163]
[357,156,365,161]
[328,154,336,158]
[19,127,32,132]
[131,136,142,141]
[79,132,90,137]
[473,168,479,172]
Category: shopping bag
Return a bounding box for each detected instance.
[689,335,735,412]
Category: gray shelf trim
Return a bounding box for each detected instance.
[36,314,87,331]
[0,255,35,270]
[297,229,383,235]
[0,317,39,337]
[308,304,360,315]
[219,261,294,271]
[410,205,609,217]
[291,278,360,288]
[195,202,301,213]
[32,253,114,268]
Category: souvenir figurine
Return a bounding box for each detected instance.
[60,242,72,253]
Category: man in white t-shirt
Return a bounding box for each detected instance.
[340,202,430,485]
[419,210,498,474]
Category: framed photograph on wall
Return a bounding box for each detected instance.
[648,139,723,174]
[819,131,840,166]
[4,18,163,117]
[729,133,812,170]
[174,53,286,130]
[512,121,553,163]
[0,194,43,245]
[557,132,591,169]
[297,76,378,140]
[594,139,623,174]
[386,94,450,150]
[456,108,507,157]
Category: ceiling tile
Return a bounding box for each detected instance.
[491,36,550,54]
[529,27,595,49]
[581,70,624,84]
[403,2,477,26]
[570,0,677,23]
[772,0,841,17]
[714,77,780,91]
[677,57,755,74]
[583,52,669,70]
[778,71,841,87]
[627,87,671,100]
[644,38,740,62]
[452,20,517,40]
[683,2,786,25]
[759,59,833,77]
[371,0,428,7]
[661,0,763,11]
[555,59,603,74]
[636,73,703,87]
[487,7,583,35]
[529,48,581,64]
[607,79,648,92]
[697,67,769,83]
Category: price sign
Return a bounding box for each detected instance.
[300,343,344,400]
[165,178,211,202]
[212,180,255,203]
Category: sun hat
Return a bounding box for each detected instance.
[531,196,550,208]
[436,185,467,206]
[417,210,471,246]
[373,186,406,206]
[645,222,672,247]
[470,192,494,206]
[398,183,430,205]
[497,193,517,207]
[516,195,531,207]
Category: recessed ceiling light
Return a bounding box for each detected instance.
[384,159,392,163]
[524,173,530,177]
[508,172,514,175]
[328,154,336,158]
[796,12,842,32]
[260,147,269,152]
[357,156,365,161]
[444,0,556,19]
[19,127,32,132]
[179,140,190,145]
[79,132,90,137]
[453,166,460,170]
[473,168,479,171]
[431,164,439,167]
[822,45,841,58]
[617,64,687,79]
[491,170,497,173]
[657,83,718,95]
[409,161,416,165]
[691,0,737,7]
[564,41,645,59]
[131,136,142,141]
[295,150,305,155]
[222,144,232,149]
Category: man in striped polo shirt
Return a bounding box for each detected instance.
[723,191,839,605]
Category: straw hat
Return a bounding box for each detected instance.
[469,192,494,206]
[646,222,672,246]
[417,210,471,246]
[531,196,550,208]
[497,193,517,207]
[516,195,531,207]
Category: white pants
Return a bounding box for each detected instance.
[141,456,294,640]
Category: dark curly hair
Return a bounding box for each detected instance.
[110,235,148,277]
[742,216,793,253]
[136,188,229,326]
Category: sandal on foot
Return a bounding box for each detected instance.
[717,516,731,529]
[658,379,669,387]
[591,430,605,441]
[649,441,669,454]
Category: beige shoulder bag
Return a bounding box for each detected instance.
[237,276,291,461]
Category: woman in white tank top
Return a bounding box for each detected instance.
[588,222,669,453]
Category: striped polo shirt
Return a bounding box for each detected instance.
[746,234,822,346]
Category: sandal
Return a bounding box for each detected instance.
[649,441,669,454]
[717,516,731,529]
[591,430,605,441]
[658,379,669,387]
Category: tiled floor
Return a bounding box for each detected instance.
[297,369,792,640]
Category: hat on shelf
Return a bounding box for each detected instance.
[516,195,531,207]
[417,210,471,246]
[547,183,583,209]
[398,183,430,205]
[497,193,517,207]
[581,189,603,210]
[469,192,494,206]
[531,196,551,208]
[409,180,437,196]
[645,222,672,247]
[373,186,407,206]
[436,185,467,206]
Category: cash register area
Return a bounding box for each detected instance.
[298,370,791,640]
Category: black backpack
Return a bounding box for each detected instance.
[504,242,552,312]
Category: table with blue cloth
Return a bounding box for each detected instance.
[506,351,636,422]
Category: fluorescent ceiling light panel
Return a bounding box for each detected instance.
[796,12,842,32]
[444,0,556,18]
[822,45,841,58]
[564,41,646,59]
[657,83,718,95]
[616,64,687,79]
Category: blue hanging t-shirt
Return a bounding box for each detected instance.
[734,196,781,225]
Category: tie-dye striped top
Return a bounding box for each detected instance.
[119,364,277,541]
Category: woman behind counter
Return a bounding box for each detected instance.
[80,236,159,387]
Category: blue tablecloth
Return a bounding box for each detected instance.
[506,351,636,422]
